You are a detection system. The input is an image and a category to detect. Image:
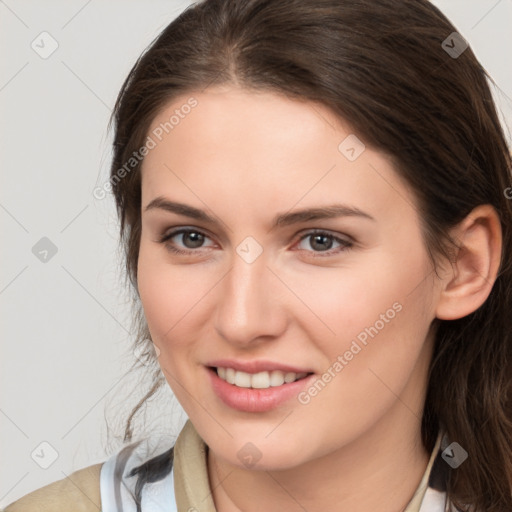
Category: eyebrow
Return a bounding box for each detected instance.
[144,196,376,228]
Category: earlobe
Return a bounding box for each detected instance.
[435,204,502,321]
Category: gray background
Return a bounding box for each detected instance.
[1,0,511,506]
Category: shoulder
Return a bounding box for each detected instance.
[100,437,175,511]
[2,462,103,512]
[3,431,179,512]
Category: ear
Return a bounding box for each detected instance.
[435,204,502,321]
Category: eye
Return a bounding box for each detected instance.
[158,228,215,255]
[157,227,353,257]
[295,229,353,257]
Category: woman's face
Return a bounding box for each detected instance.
[137,85,442,470]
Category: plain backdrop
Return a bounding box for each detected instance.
[1,0,511,506]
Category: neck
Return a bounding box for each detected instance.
[207,407,432,512]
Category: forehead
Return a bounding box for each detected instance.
[140,86,416,227]
[145,86,345,161]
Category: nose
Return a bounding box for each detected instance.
[214,246,288,347]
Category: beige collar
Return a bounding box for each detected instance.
[173,420,443,512]
[404,429,443,511]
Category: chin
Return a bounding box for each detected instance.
[210,434,313,472]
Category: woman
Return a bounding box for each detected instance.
[4,0,511,511]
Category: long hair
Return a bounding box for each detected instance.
[106,1,512,510]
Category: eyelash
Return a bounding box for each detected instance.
[157,228,354,258]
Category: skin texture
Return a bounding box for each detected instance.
[136,86,502,512]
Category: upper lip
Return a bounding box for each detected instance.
[207,359,313,374]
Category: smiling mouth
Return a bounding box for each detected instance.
[209,366,313,389]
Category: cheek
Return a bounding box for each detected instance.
[137,243,185,348]
[136,241,214,360]
[137,246,170,335]
[324,287,433,414]
[285,250,426,350]
[298,243,434,391]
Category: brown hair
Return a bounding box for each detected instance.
[107,0,512,510]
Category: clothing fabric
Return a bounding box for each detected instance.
[3,420,457,511]
[2,462,103,512]
[99,419,453,512]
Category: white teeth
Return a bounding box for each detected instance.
[226,367,236,384]
[216,368,309,389]
[234,371,252,388]
[284,372,297,383]
[269,370,285,387]
[251,371,270,389]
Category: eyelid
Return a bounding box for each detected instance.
[158,226,354,256]
[158,227,217,252]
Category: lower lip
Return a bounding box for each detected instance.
[207,367,314,413]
